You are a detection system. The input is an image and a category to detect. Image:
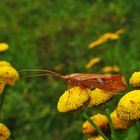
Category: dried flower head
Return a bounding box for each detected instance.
[116,90,140,120]
[0,80,5,94]
[86,57,101,69]
[0,66,19,86]
[0,123,11,140]
[82,113,108,134]
[87,135,104,140]
[111,110,134,129]
[0,43,9,52]
[0,61,11,67]
[88,88,114,107]
[57,86,91,112]
[129,72,140,87]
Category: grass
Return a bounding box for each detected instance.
[0,0,140,139]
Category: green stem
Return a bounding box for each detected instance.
[83,112,109,140]
[105,109,117,140]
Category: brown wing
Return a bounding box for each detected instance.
[66,74,127,92]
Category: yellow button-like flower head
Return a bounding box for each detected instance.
[129,72,140,86]
[82,113,108,134]
[88,88,114,107]
[0,61,11,67]
[0,43,9,52]
[57,86,91,112]
[0,123,11,140]
[116,90,140,120]
[0,66,19,86]
[87,135,104,140]
[111,110,134,129]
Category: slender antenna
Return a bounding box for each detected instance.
[23,73,64,79]
[19,69,63,78]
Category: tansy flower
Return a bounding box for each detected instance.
[53,64,63,71]
[0,43,9,52]
[116,90,140,120]
[0,123,11,140]
[88,29,124,49]
[82,113,108,134]
[0,61,11,67]
[102,66,120,73]
[0,80,5,94]
[129,72,140,87]
[88,88,114,107]
[0,66,19,86]
[86,57,101,69]
[87,135,104,140]
[57,86,91,112]
[110,110,134,129]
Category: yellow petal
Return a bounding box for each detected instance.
[57,86,91,112]
[86,57,101,69]
[0,43,9,52]
[0,123,11,140]
[116,90,140,120]
[88,88,114,107]
[102,66,120,73]
[129,72,140,86]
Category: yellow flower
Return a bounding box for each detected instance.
[115,29,125,35]
[0,61,11,67]
[82,113,108,134]
[116,90,140,120]
[0,43,9,52]
[0,123,11,140]
[129,72,140,86]
[53,64,63,71]
[0,80,5,94]
[111,110,134,129]
[87,135,104,140]
[88,88,114,107]
[102,66,120,73]
[88,29,124,49]
[86,57,101,69]
[57,86,91,112]
[0,66,19,86]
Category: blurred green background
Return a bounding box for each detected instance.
[0,0,140,139]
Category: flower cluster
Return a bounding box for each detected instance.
[0,43,19,139]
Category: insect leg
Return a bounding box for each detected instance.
[65,84,72,105]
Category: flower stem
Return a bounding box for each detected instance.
[105,109,117,140]
[83,112,109,140]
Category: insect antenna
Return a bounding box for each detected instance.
[19,69,64,78]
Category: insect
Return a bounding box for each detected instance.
[20,69,127,93]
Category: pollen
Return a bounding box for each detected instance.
[111,110,134,129]
[0,43,9,52]
[88,88,114,107]
[0,123,11,140]
[86,57,101,69]
[129,72,140,87]
[0,66,19,86]
[87,135,104,140]
[116,90,140,120]
[57,86,91,112]
[82,113,108,134]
